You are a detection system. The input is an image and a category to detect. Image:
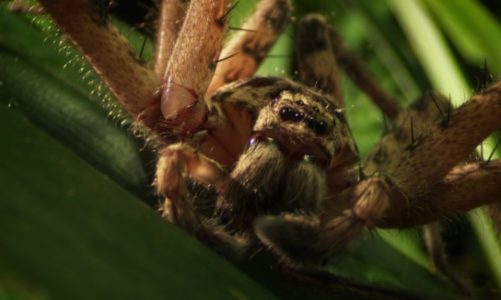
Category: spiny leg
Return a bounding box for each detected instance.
[364,89,501,288]
[207,0,292,94]
[362,85,501,287]
[365,83,501,202]
[381,160,501,227]
[38,0,159,118]
[155,144,248,258]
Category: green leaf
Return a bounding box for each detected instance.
[423,0,501,75]
[0,103,276,300]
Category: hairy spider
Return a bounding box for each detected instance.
[36,0,501,275]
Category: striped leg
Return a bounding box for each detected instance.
[207,0,292,94]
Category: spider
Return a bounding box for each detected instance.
[36,0,501,278]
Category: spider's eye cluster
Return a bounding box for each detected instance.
[278,106,330,135]
[279,106,304,122]
[306,117,328,135]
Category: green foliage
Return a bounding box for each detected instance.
[0,0,500,299]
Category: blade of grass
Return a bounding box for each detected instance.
[423,0,501,75]
[388,0,470,105]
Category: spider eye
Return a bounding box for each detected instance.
[269,90,283,103]
[279,106,304,122]
[306,117,329,135]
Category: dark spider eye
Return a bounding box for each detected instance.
[295,99,304,106]
[268,90,283,103]
[279,106,304,122]
[306,117,329,135]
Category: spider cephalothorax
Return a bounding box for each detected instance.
[38,0,501,282]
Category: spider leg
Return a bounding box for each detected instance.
[366,83,501,208]
[38,0,159,118]
[422,223,469,294]
[153,0,229,135]
[296,14,400,119]
[381,160,501,227]
[363,84,501,225]
[296,15,343,108]
[207,0,292,94]
[254,176,402,265]
[153,0,189,77]
[155,143,249,258]
[327,22,401,119]
[156,144,226,228]
[361,88,501,288]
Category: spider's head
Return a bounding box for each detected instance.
[245,78,352,166]
[269,89,335,137]
[210,77,356,167]
[261,83,348,165]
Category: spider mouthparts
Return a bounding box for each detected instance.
[161,78,208,135]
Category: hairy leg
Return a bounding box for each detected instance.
[296,14,400,118]
[153,0,189,77]
[365,83,501,205]
[152,0,230,135]
[156,144,226,228]
[207,0,292,94]
[155,143,249,258]
[254,176,400,266]
[296,15,343,107]
[382,160,501,227]
[38,0,159,118]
